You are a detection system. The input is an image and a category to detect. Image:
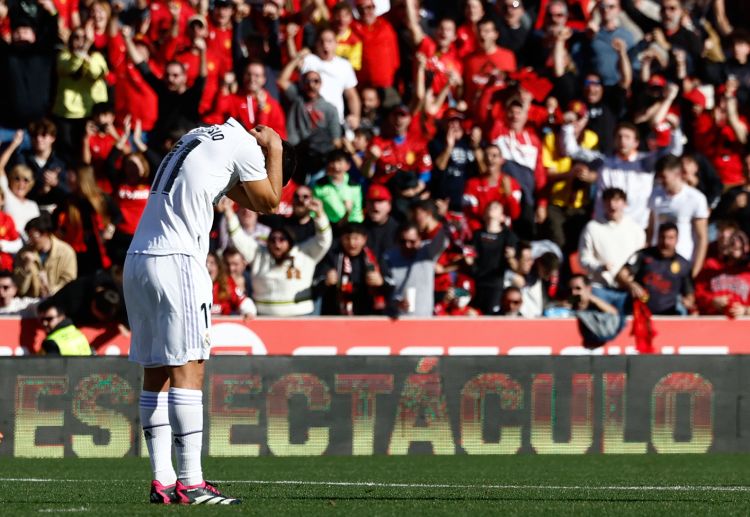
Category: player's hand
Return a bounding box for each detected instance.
[249,125,282,153]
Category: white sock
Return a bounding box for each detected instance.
[140,391,176,486]
[168,387,204,486]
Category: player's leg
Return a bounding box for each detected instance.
[168,254,240,504]
[140,366,178,503]
[166,360,205,487]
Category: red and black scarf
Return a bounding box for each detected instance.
[338,247,386,315]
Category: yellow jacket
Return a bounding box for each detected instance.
[53,50,109,119]
[543,129,599,209]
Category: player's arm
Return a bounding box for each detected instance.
[229,126,284,213]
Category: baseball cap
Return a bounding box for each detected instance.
[390,104,410,116]
[683,88,706,109]
[366,184,392,202]
[647,74,667,88]
[213,0,233,8]
[442,108,466,122]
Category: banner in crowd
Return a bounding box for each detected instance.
[1,317,750,356]
[1,356,747,457]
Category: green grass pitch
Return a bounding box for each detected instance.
[2,455,750,515]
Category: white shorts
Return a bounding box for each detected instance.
[124,253,213,367]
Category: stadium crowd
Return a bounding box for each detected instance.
[0,0,750,330]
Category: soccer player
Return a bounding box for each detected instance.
[123,120,297,505]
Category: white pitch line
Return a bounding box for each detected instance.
[2,478,750,492]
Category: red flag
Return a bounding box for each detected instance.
[631,298,657,353]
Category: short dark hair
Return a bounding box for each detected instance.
[411,199,438,218]
[222,245,243,258]
[28,118,57,138]
[326,148,350,164]
[477,16,498,32]
[569,273,591,286]
[281,140,300,186]
[25,213,54,235]
[658,221,679,235]
[341,222,368,236]
[93,288,121,321]
[602,187,627,202]
[37,298,64,317]
[398,222,419,236]
[332,1,353,15]
[655,154,682,175]
[91,102,114,118]
[615,121,639,137]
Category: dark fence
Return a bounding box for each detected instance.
[2,356,747,457]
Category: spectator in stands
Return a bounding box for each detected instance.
[172,13,229,126]
[0,0,58,135]
[490,96,546,239]
[48,266,126,328]
[53,165,118,272]
[578,187,645,312]
[300,27,361,128]
[585,0,634,87]
[470,200,519,314]
[313,149,364,226]
[52,24,109,163]
[206,250,255,318]
[543,102,599,251]
[434,275,481,316]
[693,77,748,189]
[332,2,363,72]
[321,222,389,315]
[647,154,709,277]
[568,120,683,229]
[581,73,618,155]
[695,228,750,317]
[499,285,524,316]
[108,32,159,135]
[567,273,619,314]
[617,222,694,315]
[455,0,484,59]
[259,185,317,244]
[37,299,92,356]
[463,143,521,233]
[383,222,447,317]
[14,214,77,298]
[680,153,723,212]
[0,188,23,270]
[278,52,342,179]
[463,16,517,108]
[713,170,750,240]
[225,197,332,316]
[405,4,462,105]
[365,104,433,184]
[215,60,287,137]
[504,244,560,317]
[103,125,151,263]
[121,25,207,149]
[721,29,750,106]
[624,0,703,77]
[0,131,41,237]
[12,119,67,201]
[497,0,533,59]
[0,271,37,316]
[353,0,399,90]
[363,184,398,261]
[81,102,120,194]
[430,108,479,214]
[221,245,251,299]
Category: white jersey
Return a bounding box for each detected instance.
[128,118,266,260]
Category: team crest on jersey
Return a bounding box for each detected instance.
[671,260,681,274]
[203,331,211,349]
